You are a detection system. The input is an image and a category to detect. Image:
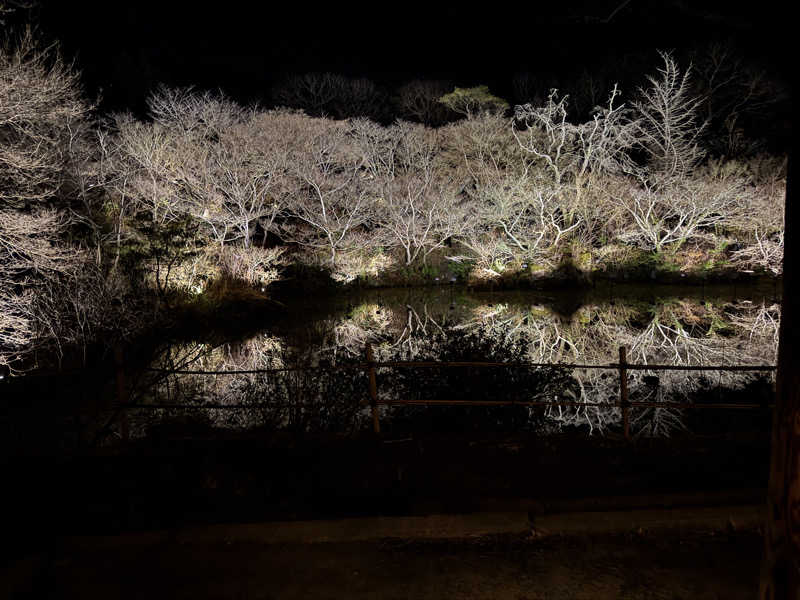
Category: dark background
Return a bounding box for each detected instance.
[9,0,791,116]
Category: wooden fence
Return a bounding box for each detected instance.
[128,343,777,441]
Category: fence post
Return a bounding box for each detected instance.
[365,343,380,434]
[619,346,630,441]
[114,345,129,442]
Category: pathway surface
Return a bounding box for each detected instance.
[64,503,763,548]
[3,506,764,599]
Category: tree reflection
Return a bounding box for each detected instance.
[133,292,778,438]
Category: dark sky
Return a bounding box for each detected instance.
[14,0,793,113]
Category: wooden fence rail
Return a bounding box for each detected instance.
[357,344,775,438]
[120,344,778,441]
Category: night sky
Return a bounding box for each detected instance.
[11,0,794,115]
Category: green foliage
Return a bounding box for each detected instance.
[448,258,475,282]
[490,258,507,273]
[705,304,735,337]
[420,262,438,279]
[711,239,729,255]
[438,86,509,118]
[604,247,680,276]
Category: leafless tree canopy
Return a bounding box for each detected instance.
[1,31,144,370]
[272,72,388,121]
[0,29,91,206]
[0,31,92,368]
[96,52,786,291]
[691,41,787,156]
[396,80,455,126]
[632,52,706,184]
[0,34,787,372]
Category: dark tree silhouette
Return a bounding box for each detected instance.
[761,155,798,598]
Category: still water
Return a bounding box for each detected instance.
[135,281,780,438]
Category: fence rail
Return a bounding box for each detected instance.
[127,343,777,441]
[145,361,777,374]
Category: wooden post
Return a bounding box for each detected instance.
[114,345,129,442]
[619,346,630,441]
[760,155,799,598]
[366,343,380,434]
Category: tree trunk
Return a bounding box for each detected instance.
[760,155,799,599]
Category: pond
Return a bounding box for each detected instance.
[129,280,780,439]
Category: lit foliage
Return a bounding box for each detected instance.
[438,85,510,118]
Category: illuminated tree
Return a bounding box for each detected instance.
[0,29,92,206]
[353,120,465,265]
[632,51,706,184]
[0,30,94,368]
[439,86,509,119]
[614,177,745,252]
[280,117,372,266]
[513,84,637,241]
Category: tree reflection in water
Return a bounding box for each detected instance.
[135,289,779,438]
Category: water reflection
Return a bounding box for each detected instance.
[133,284,779,438]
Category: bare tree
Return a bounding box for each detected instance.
[106,93,293,292]
[731,229,784,276]
[0,30,100,369]
[123,91,290,248]
[355,120,464,265]
[396,79,454,126]
[179,115,290,249]
[332,76,387,120]
[614,177,745,252]
[108,114,186,227]
[0,29,92,206]
[632,51,706,183]
[511,71,546,106]
[0,209,78,366]
[281,117,371,266]
[146,85,249,136]
[273,73,339,116]
[449,113,586,272]
[100,111,208,303]
[137,87,260,247]
[711,156,787,275]
[436,114,538,273]
[273,73,386,120]
[691,41,786,156]
[571,68,613,118]
[513,84,637,239]
[460,174,560,276]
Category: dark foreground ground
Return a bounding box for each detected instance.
[3,528,763,599]
[4,429,770,537]
[2,427,770,598]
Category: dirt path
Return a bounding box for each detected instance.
[4,528,763,599]
[62,504,762,548]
